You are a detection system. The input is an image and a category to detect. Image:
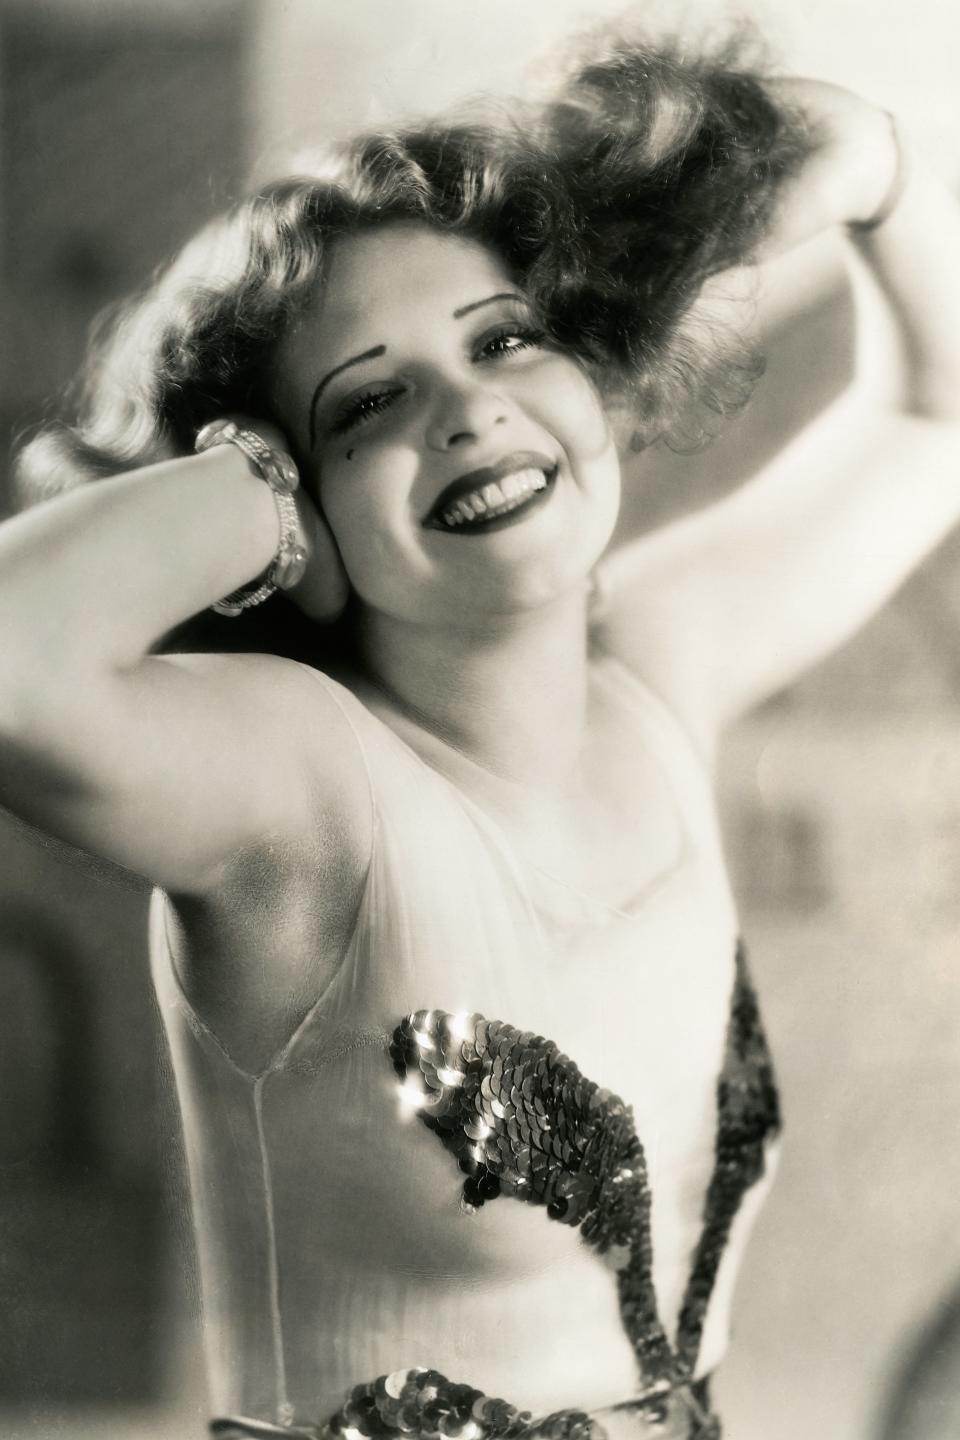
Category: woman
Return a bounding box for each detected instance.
[1,34,959,1440]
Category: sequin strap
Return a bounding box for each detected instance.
[389,1011,674,1388]
[328,1369,599,1440]
[208,1366,719,1440]
[673,943,781,1370]
[213,1375,720,1440]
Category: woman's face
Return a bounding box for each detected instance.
[274,223,621,627]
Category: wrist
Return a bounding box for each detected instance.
[847,111,909,231]
[766,81,909,237]
[194,420,307,616]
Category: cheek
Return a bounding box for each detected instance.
[321,474,383,552]
[317,458,414,587]
[526,362,612,459]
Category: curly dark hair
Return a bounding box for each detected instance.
[16,33,808,487]
[12,33,808,655]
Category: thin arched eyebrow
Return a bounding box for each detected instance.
[452,291,525,319]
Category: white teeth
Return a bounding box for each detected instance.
[435,466,554,531]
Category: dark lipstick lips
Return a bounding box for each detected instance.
[424,451,558,528]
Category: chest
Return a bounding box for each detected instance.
[323,672,740,1150]
[314,731,740,1203]
[408,669,716,921]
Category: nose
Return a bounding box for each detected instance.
[425,377,509,451]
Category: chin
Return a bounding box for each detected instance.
[466,556,602,618]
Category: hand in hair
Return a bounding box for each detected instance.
[759,78,907,253]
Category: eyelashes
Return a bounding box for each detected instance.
[331,389,402,436]
[477,325,546,359]
[327,323,548,439]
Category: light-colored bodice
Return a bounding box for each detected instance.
[150,656,776,1431]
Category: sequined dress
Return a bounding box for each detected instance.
[150,657,780,1440]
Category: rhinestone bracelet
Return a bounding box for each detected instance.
[195,419,308,617]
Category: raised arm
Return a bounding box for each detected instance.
[0,440,363,893]
[599,81,960,759]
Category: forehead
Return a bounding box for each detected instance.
[276,224,515,388]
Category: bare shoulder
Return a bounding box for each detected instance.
[153,648,376,870]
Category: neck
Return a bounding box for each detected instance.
[352,587,592,784]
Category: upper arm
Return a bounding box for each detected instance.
[0,650,373,894]
[599,392,960,756]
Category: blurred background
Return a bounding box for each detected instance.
[1,2,959,1437]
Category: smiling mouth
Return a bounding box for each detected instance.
[425,454,558,535]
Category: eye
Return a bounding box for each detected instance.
[330,386,404,436]
[476,324,547,361]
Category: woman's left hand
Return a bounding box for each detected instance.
[607,73,960,757]
[762,78,903,249]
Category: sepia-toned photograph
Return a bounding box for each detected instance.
[1,3,959,1438]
